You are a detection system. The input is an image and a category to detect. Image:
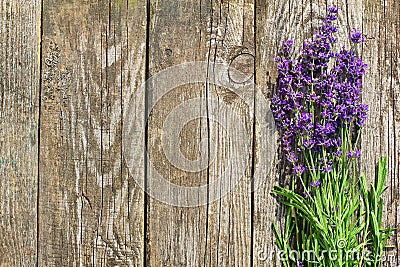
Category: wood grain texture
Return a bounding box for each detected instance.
[204,1,255,266]
[0,1,40,266]
[146,0,257,266]
[0,0,398,266]
[254,0,281,264]
[146,0,210,265]
[362,0,400,265]
[39,0,146,266]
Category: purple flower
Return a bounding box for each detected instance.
[333,149,343,156]
[347,150,361,159]
[328,5,339,13]
[286,152,298,163]
[293,164,306,176]
[356,104,369,126]
[303,139,316,149]
[271,8,368,176]
[298,112,313,131]
[310,179,322,188]
[271,7,373,265]
[321,165,333,173]
[283,40,294,54]
[350,29,365,43]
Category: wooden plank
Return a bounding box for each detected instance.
[253,0,281,264]
[362,0,400,265]
[146,0,210,265]
[253,1,364,266]
[0,1,40,265]
[390,1,400,264]
[253,1,318,265]
[39,0,146,265]
[0,0,393,265]
[147,0,257,265]
[204,1,255,266]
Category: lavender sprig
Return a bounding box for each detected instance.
[271,6,368,177]
[271,6,394,267]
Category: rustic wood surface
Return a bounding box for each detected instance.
[0,0,40,266]
[361,1,400,266]
[39,0,146,265]
[146,0,209,265]
[0,0,399,266]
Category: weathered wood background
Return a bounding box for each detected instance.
[0,0,399,266]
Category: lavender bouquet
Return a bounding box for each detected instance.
[271,6,395,267]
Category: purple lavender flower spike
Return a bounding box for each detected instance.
[286,152,298,163]
[350,29,365,43]
[271,7,368,176]
[283,40,294,54]
[321,165,333,173]
[328,5,339,13]
[333,149,343,156]
[347,150,361,159]
[293,164,306,176]
[270,7,386,266]
[347,151,353,159]
[310,179,322,188]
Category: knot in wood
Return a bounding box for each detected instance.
[228,52,254,84]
